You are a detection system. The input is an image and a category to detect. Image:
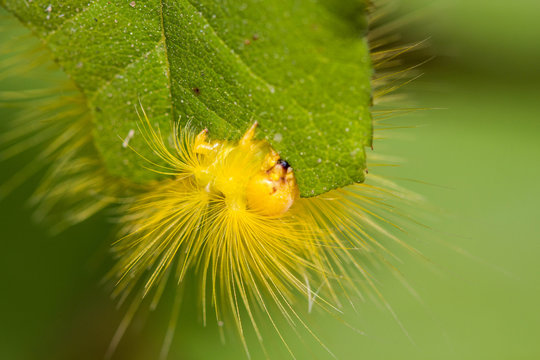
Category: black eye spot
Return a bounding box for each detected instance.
[277,159,290,169]
[192,87,201,95]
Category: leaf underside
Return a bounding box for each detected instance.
[2,0,372,197]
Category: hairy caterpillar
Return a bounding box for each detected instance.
[104,106,419,358]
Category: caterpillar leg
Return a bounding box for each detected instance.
[238,121,282,171]
[194,129,219,155]
[261,149,280,172]
[239,121,258,147]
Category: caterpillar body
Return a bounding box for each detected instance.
[107,108,404,356]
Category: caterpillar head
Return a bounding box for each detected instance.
[193,122,299,216]
[246,156,299,216]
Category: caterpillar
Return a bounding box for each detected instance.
[104,106,420,358]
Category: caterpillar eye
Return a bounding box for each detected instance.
[246,158,299,216]
[277,159,290,170]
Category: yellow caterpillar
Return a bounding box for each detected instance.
[107,107,409,357]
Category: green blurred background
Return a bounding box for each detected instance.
[1,0,539,359]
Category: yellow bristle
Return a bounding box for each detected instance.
[105,101,424,357]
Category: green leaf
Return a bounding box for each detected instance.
[2,0,372,197]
